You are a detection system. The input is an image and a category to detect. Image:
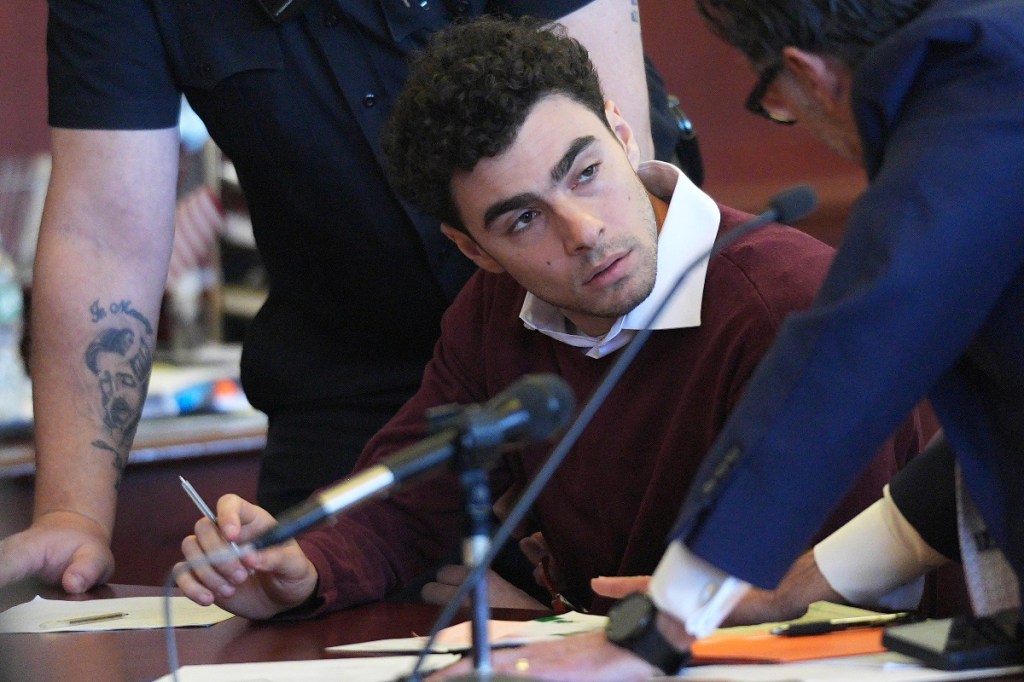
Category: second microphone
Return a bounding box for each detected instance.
[248,373,576,550]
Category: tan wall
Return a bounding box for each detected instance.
[0,2,864,239]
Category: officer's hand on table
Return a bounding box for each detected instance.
[0,510,114,593]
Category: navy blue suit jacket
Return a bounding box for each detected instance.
[674,0,1024,590]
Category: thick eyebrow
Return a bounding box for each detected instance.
[481,135,597,230]
[483,192,539,230]
[551,135,596,184]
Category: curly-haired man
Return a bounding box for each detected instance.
[172,19,919,668]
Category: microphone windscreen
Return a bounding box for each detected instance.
[492,373,576,443]
[768,185,818,224]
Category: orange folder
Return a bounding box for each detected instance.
[690,626,886,664]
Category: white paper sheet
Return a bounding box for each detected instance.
[0,595,233,633]
[326,610,608,653]
[148,654,461,682]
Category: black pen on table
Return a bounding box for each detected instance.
[179,475,245,561]
[771,611,917,637]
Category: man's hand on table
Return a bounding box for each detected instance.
[0,510,114,593]
[429,575,691,681]
[422,563,549,610]
[724,550,841,625]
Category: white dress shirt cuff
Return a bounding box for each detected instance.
[648,541,751,639]
[814,485,948,610]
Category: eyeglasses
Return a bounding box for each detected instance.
[745,62,796,125]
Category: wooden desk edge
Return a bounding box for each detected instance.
[0,411,268,480]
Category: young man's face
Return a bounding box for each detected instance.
[445,94,659,337]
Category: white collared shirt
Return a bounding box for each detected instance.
[519,161,720,358]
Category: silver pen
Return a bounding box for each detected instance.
[179,475,245,560]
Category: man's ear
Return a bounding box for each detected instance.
[780,47,851,115]
[440,224,505,273]
[604,100,641,170]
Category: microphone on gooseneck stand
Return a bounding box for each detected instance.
[762,185,817,228]
[245,372,575,551]
[404,185,818,681]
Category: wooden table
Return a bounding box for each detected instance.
[0,583,532,682]
[2,583,1022,682]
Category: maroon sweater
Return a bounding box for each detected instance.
[297,206,922,614]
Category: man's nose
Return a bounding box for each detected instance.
[555,202,603,255]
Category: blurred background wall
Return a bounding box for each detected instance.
[0,1,864,252]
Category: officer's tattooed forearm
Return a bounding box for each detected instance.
[85,299,154,487]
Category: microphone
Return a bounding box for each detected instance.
[403,185,819,680]
[766,185,817,224]
[733,184,817,236]
[248,373,575,550]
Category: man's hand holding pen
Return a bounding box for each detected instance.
[174,493,318,620]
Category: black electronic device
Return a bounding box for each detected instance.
[606,592,690,675]
[882,610,1024,671]
[667,95,704,188]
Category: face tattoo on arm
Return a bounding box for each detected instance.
[85,299,154,488]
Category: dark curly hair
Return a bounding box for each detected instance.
[696,0,934,69]
[382,15,608,233]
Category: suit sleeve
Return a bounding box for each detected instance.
[671,27,1024,588]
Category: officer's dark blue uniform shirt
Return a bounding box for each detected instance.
[47,0,636,415]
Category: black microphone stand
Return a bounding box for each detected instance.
[428,406,535,681]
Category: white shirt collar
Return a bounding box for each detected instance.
[520,161,720,358]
